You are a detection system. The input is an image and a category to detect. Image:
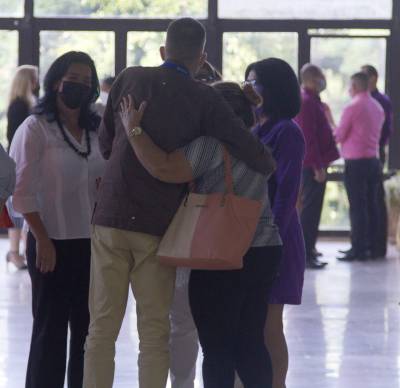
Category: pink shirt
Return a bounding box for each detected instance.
[334,92,384,160]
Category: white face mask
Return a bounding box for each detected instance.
[99,91,109,105]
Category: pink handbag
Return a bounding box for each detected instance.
[157,148,262,270]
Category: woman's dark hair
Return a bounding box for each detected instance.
[34,51,100,131]
[212,81,256,128]
[195,61,222,84]
[245,58,301,121]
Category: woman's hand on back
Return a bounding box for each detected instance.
[119,95,147,136]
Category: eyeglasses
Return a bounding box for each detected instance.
[243,79,257,87]
[197,75,219,83]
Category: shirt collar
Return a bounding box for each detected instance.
[371,88,380,97]
[161,60,191,77]
[353,91,370,100]
[302,87,321,101]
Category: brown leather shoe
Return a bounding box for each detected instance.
[6,251,27,270]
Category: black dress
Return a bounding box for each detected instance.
[7,97,30,149]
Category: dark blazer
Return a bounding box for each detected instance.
[93,65,271,236]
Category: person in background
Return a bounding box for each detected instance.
[361,64,392,259]
[169,59,222,388]
[94,75,115,116]
[335,73,384,262]
[245,58,305,388]
[361,65,393,165]
[10,51,105,388]
[6,65,39,270]
[295,64,339,269]
[83,18,272,388]
[0,144,15,212]
[119,81,280,388]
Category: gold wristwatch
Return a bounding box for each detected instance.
[127,126,143,138]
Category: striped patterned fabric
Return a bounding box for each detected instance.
[182,136,282,248]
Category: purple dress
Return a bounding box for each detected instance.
[255,119,306,305]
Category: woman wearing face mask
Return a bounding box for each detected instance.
[9,51,105,388]
[245,58,305,388]
[6,65,39,270]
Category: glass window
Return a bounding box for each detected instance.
[320,181,350,231]
[0,31,18,145]
[223,32,298,82]
[309,29,391,37]
[127,32,165,67]
[219,0,392,19]
[311,37,387,123]
[40,31,115,81]
[35,0,207,18]
[0,0,24,17]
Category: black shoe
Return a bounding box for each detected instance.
[338,248,352,255]
[306,257,328,269]
[337,252,369,262]
[312,248,323,257]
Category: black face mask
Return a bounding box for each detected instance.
[59,81,91,110]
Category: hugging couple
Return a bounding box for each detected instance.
[84,17,305,388]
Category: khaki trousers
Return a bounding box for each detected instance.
[83,225,176,388]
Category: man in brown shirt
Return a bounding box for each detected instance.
[84,18,273,388]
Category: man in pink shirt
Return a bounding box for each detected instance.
[334,72,385,261]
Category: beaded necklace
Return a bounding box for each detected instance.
[56,117,91,159]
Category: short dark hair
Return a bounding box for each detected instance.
[361,64,379,79]
[351,72,369,91]
[245,58,301,121]
[102,76,115,87]
[166,18,206,61]
[212,82,255,128]
[300,63,323,83]
[34,51,100,131]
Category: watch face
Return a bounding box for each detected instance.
[129,127,141,137]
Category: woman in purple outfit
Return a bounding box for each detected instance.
[245,58,305,388]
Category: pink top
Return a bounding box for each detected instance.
[334,92,384,160]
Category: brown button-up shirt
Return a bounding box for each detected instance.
[93,65,270,236]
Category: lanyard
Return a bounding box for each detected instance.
[161,60,191,77]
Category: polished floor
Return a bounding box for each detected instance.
[0,237,399,388]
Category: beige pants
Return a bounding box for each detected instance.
[83,225,176,388]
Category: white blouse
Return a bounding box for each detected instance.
[10,115,105,240]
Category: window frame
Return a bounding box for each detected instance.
[1,0,400,234]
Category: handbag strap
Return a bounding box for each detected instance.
[222,147,234,194]
[188,146,235,194]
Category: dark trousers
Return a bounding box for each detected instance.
[300,168,326,260]
[344,158,381,256]
[189,246,282,388]
[375,146,388,256]
[25,232,91,388]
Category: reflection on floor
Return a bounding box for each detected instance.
[0,237,399,388]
